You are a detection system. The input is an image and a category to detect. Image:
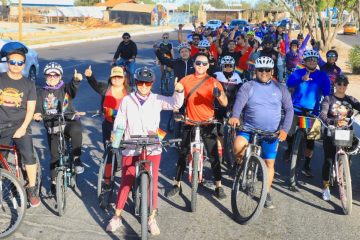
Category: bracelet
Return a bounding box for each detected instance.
[175,90,184,93]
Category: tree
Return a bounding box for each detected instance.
[177,3,201,16]
[276,0,358,51]
[207,0,227,9]
[75,0,101,6]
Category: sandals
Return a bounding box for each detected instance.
[148,218,160,236]
[106,216,123,232]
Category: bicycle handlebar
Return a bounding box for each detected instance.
[317,112,359,130]
[229,124,279,138]
[121,136,182,147]
[174,113,220,126]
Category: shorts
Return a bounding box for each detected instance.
[236,131,279,160]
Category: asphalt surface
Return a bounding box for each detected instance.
[9,32,360,240]
[337,33,360,47]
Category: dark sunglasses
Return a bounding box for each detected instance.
[123,37,129,40]
[327,53,337,58]
[8,59,25,66]
[257,68,272,72]
[336,82,348,86]
[192,38,200,41]
[198,48,207,52]
[163,37,169,39]
[224,64,233,68]
[195,60,209,66]
[136,81,152,87]
[46,74,61,79]
[305,57,318,62]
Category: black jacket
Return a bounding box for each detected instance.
[113,40,137,60]
[86,75,110,111]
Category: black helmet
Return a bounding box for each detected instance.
[335,74,349,85]
[262,36,273,45]
[134,67,155,82]
[290,39,300,46]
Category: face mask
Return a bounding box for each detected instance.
[223,71,234,79]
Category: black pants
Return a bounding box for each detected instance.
[46,121,82,178]
[175,124,222,182]
[102,120,113,147]
[0,125,36,165]
[322,136,337,182]
[286,135,315,153]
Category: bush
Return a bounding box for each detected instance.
[349,45,360,74]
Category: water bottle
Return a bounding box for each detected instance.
[112,115,126,148]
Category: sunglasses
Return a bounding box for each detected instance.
[136,81,152,87]
[192,38,200,41]
[163,37,169,39]
[195,60,209,66]
[224,64,233,68]
[123,37,129,40]
[327,54,337,58]
[257,68,272,72]
[305,57,318,62]
[336,82,348,86]
[198,48,207,52]
[8,60,25,66]
[46,74,60,79]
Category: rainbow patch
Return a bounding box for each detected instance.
[104,107,118,118]
[62,93,70,112]
[296,63,305,70]
[157,128,167,141]
[298,116,314,129]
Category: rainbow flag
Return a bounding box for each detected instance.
[235,67,244,75]
[62,93,70,112]
[156,128,167,141]
[104,107,118,118]
[296,63,305,70]
[298,116,314,129]
[247,60,255,67]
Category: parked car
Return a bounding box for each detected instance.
[0,40,39,82]
[229,19,249,30]
[205,19,222,30]
[343,22,358,35]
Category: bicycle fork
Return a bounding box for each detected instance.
[188,126,204,182]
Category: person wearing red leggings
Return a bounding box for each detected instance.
[105,66,184,236]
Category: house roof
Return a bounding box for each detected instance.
[111,3,156,13]
[96,0,137,8]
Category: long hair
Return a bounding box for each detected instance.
[107,66,130,94]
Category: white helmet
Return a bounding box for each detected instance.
[302,50,319,60]
[177,42,191,52]
[198,39,211,48]
[254,36,262,45]
[43,62,63,75]
[220,55,235,66]
[255,56,274,69]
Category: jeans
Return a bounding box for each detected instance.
[277,56,285,83]
[117,58,136,87]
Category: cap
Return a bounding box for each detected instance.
[335,75,349,85]
[297,33,304,39]
[110,66,125,78]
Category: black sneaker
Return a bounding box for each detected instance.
[27,186,41,208]
[264,193,275,209]
[302,166,313,178]
[214,186,227,200]
[74,158,84,174]
[166,185,181,198]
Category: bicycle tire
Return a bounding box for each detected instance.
[289,130,304,188]
[0,169,26,239]
[191,151,200,212]
[33,148,42,197]
[97,157,105,199]
[140,173,148,240]
[231,154,268,225]
[56,170,66,217]
[338,154,352,215]
[224,126,236,169]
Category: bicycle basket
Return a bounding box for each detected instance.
[332,129,353,147]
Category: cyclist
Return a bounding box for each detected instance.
[286,50,331,177]
[166,53,228,200]
[197,39,219,75]
[178,24,201,57]
[214,56,243,164]
[319,50,342,93]
[112,32,137,87]
[319,75,360,201]
[33,62,85,190]
[229,56,294,209]
[85,65,129,187]
[285,40,302,80]
[259,37,279,80]
[0,49,40,207]
[156,32,175,75]
[106,67,184,235]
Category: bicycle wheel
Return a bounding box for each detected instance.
[56,170,66,217]
[33,148,42,197]
[231,154,268,225]
[337,154,352,215]
[289,130,304,189]
[0,169,26,239]
[191,151,200,212]
[140,173,148,240]
[224,126,236,170]
[97,155,106,199]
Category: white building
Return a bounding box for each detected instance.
[3,0,75,7]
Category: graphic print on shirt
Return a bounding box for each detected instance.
[44,93,60,114]
[330,100,353,120]
[0,87,24,108]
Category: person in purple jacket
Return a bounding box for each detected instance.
[229,56,294,209]
[319,50,342,93]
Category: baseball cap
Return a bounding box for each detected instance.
[110,66,125,78]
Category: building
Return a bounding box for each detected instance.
[4,0,75,7]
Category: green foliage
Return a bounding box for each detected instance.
[254,0,273,10]
[74,0,101,6]
[349,45,360,74]
[207,0,227,9]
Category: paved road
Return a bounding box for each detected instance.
[11,32,360,240]
[337,33,360,47]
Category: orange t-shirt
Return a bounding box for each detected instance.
[190,44,199,58]
[180,74,224,123]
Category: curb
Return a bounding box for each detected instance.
[30,27,177,49]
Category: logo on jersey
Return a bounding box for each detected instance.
[0,88,24,108]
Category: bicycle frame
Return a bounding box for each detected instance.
[0,145,21,179]
[333,147,348,184]
[188,125,205,182]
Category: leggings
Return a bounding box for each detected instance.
[322,136,337,182]
[116,154,161,210]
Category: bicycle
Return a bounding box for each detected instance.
[0,169,26,238]
[231,125,277,225]
[160,66,174,96]
[222,113,237,171]
[176,115,219,212]
[120,135,181,240]
[318,113,359,215]
[40,111,84,216]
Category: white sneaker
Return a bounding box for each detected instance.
[322,187,331,201]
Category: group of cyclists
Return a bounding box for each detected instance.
[0,19,360,237]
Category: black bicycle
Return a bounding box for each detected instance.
[160,67,174,96]
[231,125,277,225]
[120,135,181,240]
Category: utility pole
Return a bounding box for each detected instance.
[19,0,23,41]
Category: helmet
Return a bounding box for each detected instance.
[220,55,235,66]
[134,67,155,82]
[303,50,319,60]
[345,137,360,155]
[326,49,338,59]
[262,36,273,45]
[255,56,274,69]
[198,39,211,48]
[43,62,63,75]
[247,31,255,35]
[177,42,191,52]
[290,39,300,46]
[254,36,262,45]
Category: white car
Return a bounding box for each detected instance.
[0,40,40,82]
[206,20,222,31]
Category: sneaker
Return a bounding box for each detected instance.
[214,186,227,200]
[106,216,123,232]
[322,187,331,201]
[27,186,41,208]
[166,185,181,198]
[148,218,160,236]
[74,158,84,174]
[302,166,313,178]
[50,181,56,196]
[264,193,275,209]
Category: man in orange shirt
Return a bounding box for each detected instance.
[167,53,228,200]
